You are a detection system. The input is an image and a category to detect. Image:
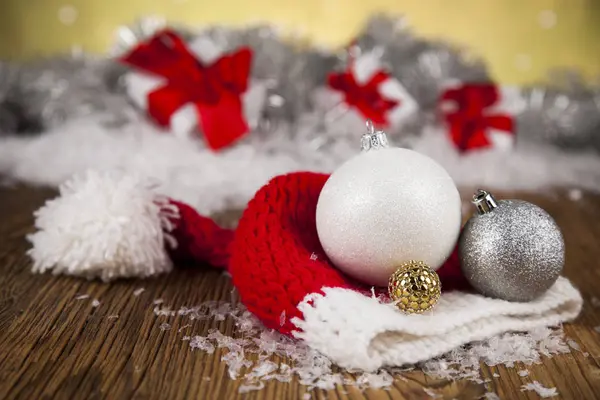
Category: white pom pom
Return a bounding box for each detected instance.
[27,170,179,281]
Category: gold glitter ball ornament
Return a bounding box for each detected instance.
[388,261,441,314]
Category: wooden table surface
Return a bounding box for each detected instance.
[0,183,599,400]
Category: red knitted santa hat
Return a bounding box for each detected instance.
[27,170,582,372]
[171,171,468,333]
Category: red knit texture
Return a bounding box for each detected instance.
[230,172,365,335]
[168,200,234,269]
[167,172,468,336]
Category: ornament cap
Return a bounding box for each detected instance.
[472,189,498,215]
[361,120,389,152]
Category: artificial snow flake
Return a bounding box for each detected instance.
[567,339,581,351]
[279,310,286,326]
[568,189,583,201]
[239,379,269,391]
[521,381,558,398]
[159,323,171,331]
[91,299,100,307]
[133,287,145,296]
[153,305,176,317]
[423,387,442,398]
[75,294,90,300]
[483,393,500,400]
[189,336,215,354]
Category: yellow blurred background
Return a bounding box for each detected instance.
[1,0,600,84]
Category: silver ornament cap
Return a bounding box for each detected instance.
[459,189,564,302]
[361,120,389,151]
[472,189,498,214]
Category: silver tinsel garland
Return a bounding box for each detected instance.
[1,15,599,153]
[354,15,491,109]
[1,56,132,135]
[517,72,600,152]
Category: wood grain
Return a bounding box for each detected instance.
[0,183,599,399]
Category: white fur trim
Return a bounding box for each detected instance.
[27,170,179,281]
[292,277,582,372]
[2,112,600,215]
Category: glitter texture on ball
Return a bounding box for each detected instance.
[459,190,564,302]
[315,123,462,287]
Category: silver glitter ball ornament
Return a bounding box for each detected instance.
[459,190,564,302]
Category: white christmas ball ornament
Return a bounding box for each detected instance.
[316,122,462,287]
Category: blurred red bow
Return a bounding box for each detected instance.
[440,83,514,152]
[328,69,399,127]
[120,29,252,150]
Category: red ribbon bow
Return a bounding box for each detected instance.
[120,29,253,150]
[328,68,399,127]
[440,83,514,152]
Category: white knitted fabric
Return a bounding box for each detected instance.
[292,277,582,372]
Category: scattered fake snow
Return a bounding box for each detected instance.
[150,297,573,395]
